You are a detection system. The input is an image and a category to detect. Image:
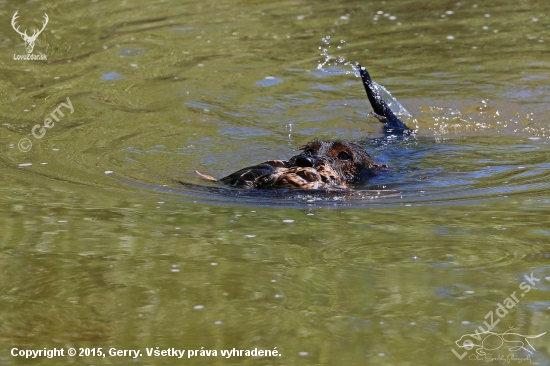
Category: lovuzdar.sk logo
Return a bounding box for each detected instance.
[11,11,48,60]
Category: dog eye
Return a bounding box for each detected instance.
[337,151,351,160]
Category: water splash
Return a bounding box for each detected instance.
[373,81,412,119]
[317,36,355,75]
[317,36,412,118]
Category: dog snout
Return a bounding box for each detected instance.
[294,155,314,168]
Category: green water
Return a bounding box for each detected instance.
[1,0,550,365]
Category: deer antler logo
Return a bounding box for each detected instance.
[11,11,49,54]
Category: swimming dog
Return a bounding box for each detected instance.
[195,65,412,190]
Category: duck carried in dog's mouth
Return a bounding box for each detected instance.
[194,64,413,191]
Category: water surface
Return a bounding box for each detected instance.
[1,0,550,365]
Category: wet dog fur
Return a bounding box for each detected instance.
[195,65,412,191]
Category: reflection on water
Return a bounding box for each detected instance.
[1,0,550,365]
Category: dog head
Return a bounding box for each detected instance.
[216,140,385,190]
[286,140,376,184]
